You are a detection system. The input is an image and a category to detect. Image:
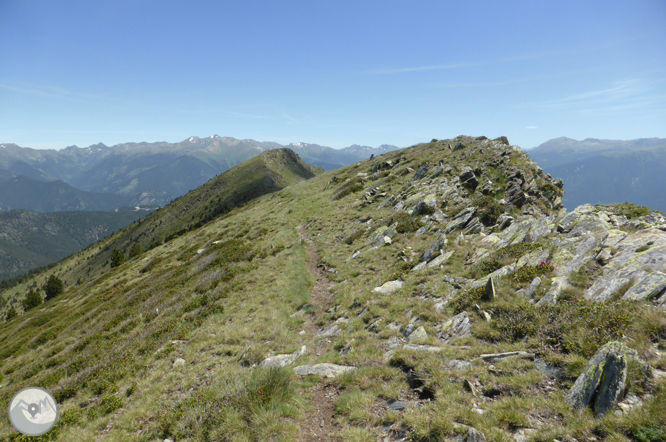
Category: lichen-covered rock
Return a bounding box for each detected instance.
[566,341,635,416]
[444,207,478,234]
[483,277,495,301]
[497,213,513,230]
[427,250,454,268]
[407,326,427,342]
[437,311,472,343]
[585,228,666,303]
[367,223,397,246]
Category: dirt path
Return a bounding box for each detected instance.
[295,226,339,442]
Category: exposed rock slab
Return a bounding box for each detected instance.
[437,311,471,343]
[293,363,356,378]
[480,351,534,363]
[259,346,307,368]
[444,207,477,234]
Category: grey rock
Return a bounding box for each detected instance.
[259,346,307,368]
[517,276,542,298]
[433,209,447,222]
[505,183,526,207]
[173,358,186,368]
[536,276,568,306]
[459,167,479,190]
[467,427,487,442]
[438,311,472,343]
[624,272,666,301]
[387,399,409,411]
[483,277,495,302]
[318,324,340,337]
[368,320,381,333]
[526,216,555,243]
[386,337,402,351]
[444,207,478,234]
[407,326,427,342]
[367,223,397,246]
[455,232,465,245]
[463,217,483,234]
[421,233,449,262]
[411,201,425,217]
[412,166,429,181]
[497,213,513,230]
[294,363,356,378]
[566,341,635,416]
[402,323,415,338]
[427,250,454,268]
[373,280,404,294]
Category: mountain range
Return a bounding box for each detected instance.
[527,137,666,212]
[0,137,398,209]
[0,135,663,440]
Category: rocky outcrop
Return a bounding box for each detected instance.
[444,207,478,234]
[437,311,472,343]
[566,341,636,416]
[259,346,307,368]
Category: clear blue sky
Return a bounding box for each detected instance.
[1,1,665,150]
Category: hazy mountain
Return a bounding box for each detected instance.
[0,175,132,212]
[1,136,663,440]
[0,209,149,280]
[527,137,666,212]
[0,137,399,208]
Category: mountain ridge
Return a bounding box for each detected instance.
[0,136,664,441]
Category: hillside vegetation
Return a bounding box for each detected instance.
[0,210,149,281]
[0,137,665,442]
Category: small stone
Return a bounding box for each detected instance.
[402,323,415,338]
[173,358,185,368]
[318,324,340,337]
[387,399,409,411]
[383,236,392,245]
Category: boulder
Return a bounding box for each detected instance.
[412,166,429,181]
[437,311,471,343]
[536,276,568,306]
[622,271,666,301]
[505,183,526,207]
[427,251,454,268]
[294,363,356,378]
[497,213,513,230]
[373,280,404,294]
[443,359,472,370]
[517,276,541,299]
[463,217,483,234]
[566,341,635,416]
[459,167,479,190]
[407,326,427,342]
[367,223,397,246]
[421,234,449,263]
[444,207,478,234]
[259,346,307,368]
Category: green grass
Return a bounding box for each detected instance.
[0,136,662,441]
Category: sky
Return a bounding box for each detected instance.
[1,1,665,151]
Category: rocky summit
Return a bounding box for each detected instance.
[0,135,665,441]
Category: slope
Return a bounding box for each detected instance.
[72,148,322,277]
[0,137,664,442]
[0,209,150,281]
